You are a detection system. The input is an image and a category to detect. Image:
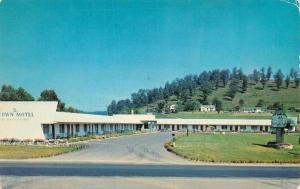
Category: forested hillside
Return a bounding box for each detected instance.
[107,67,300,115]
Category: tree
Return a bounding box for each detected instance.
[147,88,163,104]
[242,75,248,92]
[212,98,222,113]
[295,77,300,88]
[0,85,17,101]
[237,68,244,80]
[238,99,245,107]
[285,75,290,88]
[156,100,165,113]
[107,100,117,115]
[210,69,221,89]
[256,99,264,107]
[289,68,298,79]
[183,100,199,111]
[39,90,59,101]
[274,69,284,89]
[15,87,34,101]
[272,102,282,110]
[260,68,266,89]
[131,89,148,108]
[266,66,272,81]
[252,69,260,84]
[116,99,132,113]
[197,71,210,85]
[226,80,240,99]
[39,89,65,111]
[0,85,34,101]
[64,106,80,113]
[200,81,213,102]
[289,68,299,87]
[220,69,230,87]
[179,89,190,102]
[231,67,238,80]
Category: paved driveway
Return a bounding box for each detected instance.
[1,132,299,189]
[40,132,188,164]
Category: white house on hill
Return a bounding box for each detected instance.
[200,105,216,112]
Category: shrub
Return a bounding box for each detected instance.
[9,138,20,143]
[22,139,33,143]
[34,139,45,144]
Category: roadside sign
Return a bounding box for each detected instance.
[271,110,288,128]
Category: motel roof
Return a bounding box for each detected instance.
[156,118,271,126]
[53,112,156,124]
[53,113,272,126]
[0,101,273,126]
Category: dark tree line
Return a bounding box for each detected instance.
[0,85,79,112]
[108,68,233,115]
[0,85,34,101]
[107,67,299,115]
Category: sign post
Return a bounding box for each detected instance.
[271,109,288,144]
[172,133,175,147]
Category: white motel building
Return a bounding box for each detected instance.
[0,101,296,140]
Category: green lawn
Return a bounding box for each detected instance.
[156,112,272,119]
[166,133,300,163]
[0,145,81,159]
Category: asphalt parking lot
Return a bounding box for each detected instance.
[40,132,188,164]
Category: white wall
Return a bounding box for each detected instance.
[0,102,57,140]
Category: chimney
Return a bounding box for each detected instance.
[131,109,134,115]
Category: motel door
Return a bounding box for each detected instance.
[51,125,55,139]
[235,126,238,132]
[144,123,149,129]
[172,125,175,131]
[136,124,142,131]
[71,125,74,136]
[67,124,70,137]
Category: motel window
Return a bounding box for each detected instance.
[182,125,187,129]
[260,126,263,131]
[76,124,80,132]
[251,126,257,130]
[95,124,98,132]
[84,124,87,132]
[240,126,246,130]
[222,126,227,130]
[59,124,65,133]
[43,124,49,134]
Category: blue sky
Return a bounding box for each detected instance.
[0,0,299,111]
